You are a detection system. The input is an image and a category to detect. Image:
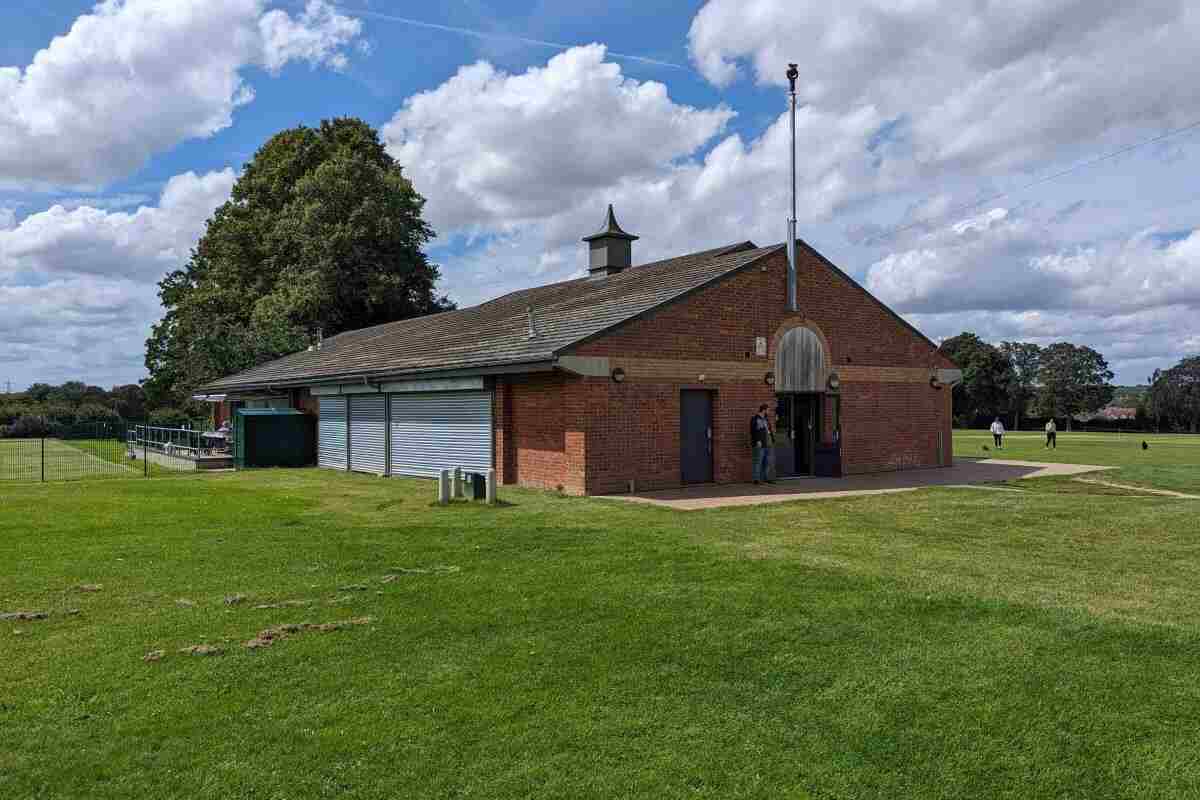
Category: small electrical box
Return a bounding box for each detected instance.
[465,471,486,500]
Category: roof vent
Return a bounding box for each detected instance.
[582,204,638,278]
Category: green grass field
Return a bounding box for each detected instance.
[2,433,1199,798]
[0,437,201,481]
[954,429,1200,494]
[0,437,134,481]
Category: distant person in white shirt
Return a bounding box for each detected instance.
[1045,419,1057,449]
[990,417,1006,449]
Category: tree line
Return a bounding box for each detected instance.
[0,382,195,439]
[1147,357,1200,433]
[939,332,1198,432]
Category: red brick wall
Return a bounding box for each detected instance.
[583,380,687,493]
[558,247,953,490]
[494,373,586,494]
[572,248,953,368]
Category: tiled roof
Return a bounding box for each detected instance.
[200,241,779,391]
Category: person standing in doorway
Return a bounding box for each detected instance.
[1045,418,1057,449]
[990,417,1006,449]
[750,404,774,484]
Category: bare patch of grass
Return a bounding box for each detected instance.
[244,616,374,650]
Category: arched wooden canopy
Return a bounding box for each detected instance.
[775,326,828,393]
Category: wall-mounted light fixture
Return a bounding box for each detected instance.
[698,374,707,383]
[764,371,776,387]
[930,374,943,390]
[611,367,626,384]
[827,372,841,392]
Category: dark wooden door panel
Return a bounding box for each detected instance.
[680,390,713,484]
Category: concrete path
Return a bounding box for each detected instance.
[603,459,1112,511]
[1073,478,1200,499]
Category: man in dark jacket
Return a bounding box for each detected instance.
[750,404,774,484]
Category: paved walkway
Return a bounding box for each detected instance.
[604,459,1112,511]
[1073,478,1200,499]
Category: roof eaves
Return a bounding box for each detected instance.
[198,355,559,393]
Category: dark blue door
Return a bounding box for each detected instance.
[680,390,713,483]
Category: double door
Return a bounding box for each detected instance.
[774,393,818,477]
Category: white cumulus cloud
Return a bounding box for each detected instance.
[259,0,362,73]
[688,0,1200,173]
[383,44,898,304]
[865,207,1200,316]
[0,169,235,386]
[0,0,362,189]
[383,44,737,235]
[0,169,235,281]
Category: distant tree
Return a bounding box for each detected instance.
[0,402,34,426]
[144,117,453,407]
[1148,356,1200,433]
[939,332,1013,426]
[26,383,53,402]
[8,415,53,439]
[1036,343,1115,431]
[75,403,120,426]
[1134,403,1150,431]
[111,384,146,420]
[43,403,77,425]
[1147,369,1171,431]
[81,385,110,405]
[53,381,88,406]
[999,341,1042,430]
[148,408,193,428]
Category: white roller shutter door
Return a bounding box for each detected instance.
[317,396,347,470]
[389,391,492,477]
[349,394,387,474]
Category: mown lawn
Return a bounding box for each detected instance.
[2,438,1199,799]
[954,429,1200,494]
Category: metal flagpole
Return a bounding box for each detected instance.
[785,63,799,312]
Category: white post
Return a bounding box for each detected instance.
[485,469,497,505]
[451,467,462,499]
[438,470,450,505]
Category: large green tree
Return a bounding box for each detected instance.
[938,332,1013,425]
[1148,356,1200,432]
[1035,343,1115,430]
[144,118,452,407]
[998,341,1042,430]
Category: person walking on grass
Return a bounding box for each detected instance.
[1045,418,1057,449]
[990,417,1006,449]
[750,404,774,485]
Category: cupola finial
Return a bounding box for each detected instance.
[582,205,638,278]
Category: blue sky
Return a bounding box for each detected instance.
[2,0,1198,390]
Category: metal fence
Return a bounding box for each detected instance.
[0,421,212,482]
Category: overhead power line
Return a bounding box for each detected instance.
[862,118,1200,245]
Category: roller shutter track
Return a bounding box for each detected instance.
[349,394,388,475]
[317,396,348,470]
[389,391,492,477]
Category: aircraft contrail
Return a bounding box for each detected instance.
[334,6,689,71]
